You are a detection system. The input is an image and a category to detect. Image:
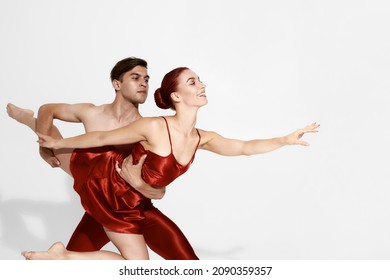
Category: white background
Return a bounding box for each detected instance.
[1,0,389,260]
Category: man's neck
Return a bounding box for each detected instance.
[102,100,141,127]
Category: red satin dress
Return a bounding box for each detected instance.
[68,117,200,259]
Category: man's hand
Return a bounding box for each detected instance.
[39,147,61,168]
[115,154,166,200]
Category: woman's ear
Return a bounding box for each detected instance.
[170,92,180,103]
[112,79,121,91]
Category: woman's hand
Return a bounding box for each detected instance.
[284,122,320,146]
[36,132,59,149]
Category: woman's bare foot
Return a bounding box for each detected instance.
[22,242,68,260]
[6,103,36,131]
[7,103,34,121]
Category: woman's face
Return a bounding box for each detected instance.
[175,69,208,108]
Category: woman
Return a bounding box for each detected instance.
[26,66,319,260]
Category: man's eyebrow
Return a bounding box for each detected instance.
[130,73,149,79]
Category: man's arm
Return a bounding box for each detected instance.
[115,154,166,200]
[37,103,94,134]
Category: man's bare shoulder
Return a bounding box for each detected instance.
[76,103,110,116]
[77,102,104,111]
[70,103,110,122]
[59,102,97,113]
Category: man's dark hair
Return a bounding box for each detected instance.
[110,57,148,82]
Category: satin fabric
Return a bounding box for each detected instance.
[67,210,198,260]
[67,117,200,259]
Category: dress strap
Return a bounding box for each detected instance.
[161,117,173,153]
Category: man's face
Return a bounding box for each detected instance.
[117,66,149,105]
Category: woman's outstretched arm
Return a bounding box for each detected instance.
[199,122,320,156]
[37,117,160,149]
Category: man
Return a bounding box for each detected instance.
[7,57,198,259]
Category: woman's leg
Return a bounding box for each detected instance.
[8,104,150,258]
[105,229,149,260]
[6,103,35,131]
[143,207,198,260]
[7,103,72,175]
[22,230,149,260]
[22,242,124,260]
[8,104,109,251]
[66,212,110,251]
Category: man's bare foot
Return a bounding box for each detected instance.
[6,103,36,131]
[22,242,68,260]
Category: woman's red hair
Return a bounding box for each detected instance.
[154,67,189,110]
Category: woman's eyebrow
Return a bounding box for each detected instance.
[186,77,195,83]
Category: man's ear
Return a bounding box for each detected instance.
[112,79,121,91]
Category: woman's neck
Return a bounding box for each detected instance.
[171,107,198,136]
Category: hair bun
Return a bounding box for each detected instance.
[154,88,170,109]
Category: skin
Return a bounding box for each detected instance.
[27,68,319,260]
